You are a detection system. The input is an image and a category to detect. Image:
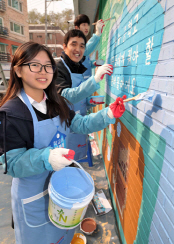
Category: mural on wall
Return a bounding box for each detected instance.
[116,140,130,216]
[102,121,145,244]
[106,0,164,102]
[92,0,174,243]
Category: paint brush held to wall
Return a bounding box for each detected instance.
[92,17,115,25]
[123,90,155,102]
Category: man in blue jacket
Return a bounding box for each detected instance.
[55,29,113,162]
[74,14,105,81]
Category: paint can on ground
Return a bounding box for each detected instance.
[80,217,97,235]
[48,165,94,229]
[70,233,87,244]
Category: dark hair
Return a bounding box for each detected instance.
[64,29,87,46]
[0,41,72,127]
[74,14,90,27]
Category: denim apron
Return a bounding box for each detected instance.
[82,55,92,81]
[11,89,75,244]
[61,58,88,161]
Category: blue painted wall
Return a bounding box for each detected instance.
[92,0,174,243]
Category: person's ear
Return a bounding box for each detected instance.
[63,43,67,52]
[14,66,22,78]
[75,26,79,30]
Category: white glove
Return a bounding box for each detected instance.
[107,108,114,119]
[96,19,105,36]
[94,64,113,82]
[93,59,105,66]
[107,96,126,119]
[49,148,75,171]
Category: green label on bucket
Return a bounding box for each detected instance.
[49,214,81,229]
[57,209,67,223]
[48,198,88,229]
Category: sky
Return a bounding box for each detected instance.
[27,0,74,15]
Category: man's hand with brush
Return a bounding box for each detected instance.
[88,64,113,106]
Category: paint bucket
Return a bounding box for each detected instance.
[80,217,97,235]
[70,233,87,244]
[90,95,105,103]
[48,162,94,229]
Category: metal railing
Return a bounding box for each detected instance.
[0,26,9,36]
[0,0,6,11]
[0,53,11,62]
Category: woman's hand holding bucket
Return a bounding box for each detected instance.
[49,148,75,171]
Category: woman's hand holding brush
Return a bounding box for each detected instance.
[107,95,127,119]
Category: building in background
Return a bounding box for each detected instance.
[29,24,65,58]
[0,0,29,86]
[0,0,29,62]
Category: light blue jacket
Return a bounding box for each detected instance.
[84,34,100,57]
[61,74,99,105]
[82,34,101,80]
[0,108,115,178]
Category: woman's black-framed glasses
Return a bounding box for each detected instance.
[22,62,56,74]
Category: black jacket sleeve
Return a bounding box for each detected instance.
[55,60,72,94]
[0,98,76,154]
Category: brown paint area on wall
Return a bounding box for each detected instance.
[102,120,145,244]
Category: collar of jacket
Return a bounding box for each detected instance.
[61,52,87,74]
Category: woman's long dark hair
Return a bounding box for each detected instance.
[0,41,72,127]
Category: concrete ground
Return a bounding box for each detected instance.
[74,155,121,244]
[0,167,15,244]
[0,141,121,244]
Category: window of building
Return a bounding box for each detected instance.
[8,0,22,12]
[10,21,24,35]
[21,25,24,35]
[0,17,3,26]
[29,33,33,40]
[12,45,18,55]
[19,2,22,11]
[0,44,6,53]
[47,33,52,40]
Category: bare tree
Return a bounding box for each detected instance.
[28,9,42,24]
[28,9,74,32]
[60,9,74,31]
[48,11,63,27]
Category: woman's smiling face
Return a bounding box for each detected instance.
[14,50,53,100]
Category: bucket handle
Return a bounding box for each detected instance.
[70,159,94,186]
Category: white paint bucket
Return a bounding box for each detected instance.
[90,95,105,103]
[48,162,94,229]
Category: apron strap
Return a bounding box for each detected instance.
[21,89,38,124]
[61,57,72,74]
[20,89,39,146]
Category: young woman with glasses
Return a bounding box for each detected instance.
[0,41,125,244]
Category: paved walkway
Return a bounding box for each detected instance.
[0,167,15,244]
[74,155,121,244]
[0,140,121,244]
